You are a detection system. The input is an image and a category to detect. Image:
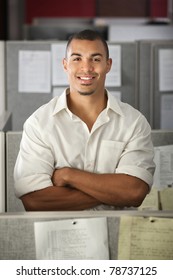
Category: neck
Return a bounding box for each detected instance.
[67,90,107,131]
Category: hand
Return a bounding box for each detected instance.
[52,167,71,187]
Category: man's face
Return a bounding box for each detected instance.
[63,39,112,96]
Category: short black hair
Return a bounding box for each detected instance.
[66,29,109,59]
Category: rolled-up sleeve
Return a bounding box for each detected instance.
[14,117,54,197]
[115,114,155,188]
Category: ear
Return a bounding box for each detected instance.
[106,58,112,74]
[62,58,68,72]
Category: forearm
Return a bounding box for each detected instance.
[20,185,100,211]
[53,168,149,207]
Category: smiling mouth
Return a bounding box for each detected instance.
[77,75,96,85]
[78,76,95,80]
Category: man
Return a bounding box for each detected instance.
[14,29,155,211]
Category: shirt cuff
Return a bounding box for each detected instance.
[115,165,153,188]
[14,175,52,197]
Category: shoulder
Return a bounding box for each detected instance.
[24,96,60,130]
[109,92,147,121]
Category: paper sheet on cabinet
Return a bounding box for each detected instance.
[106,45,121,87]
[34,217,109,260]
[153,145,173,189]
[118,216,173,260]
[159,187,173,210]
[51,43,68,86]
[18,50,51,93]
[159,49,173,91]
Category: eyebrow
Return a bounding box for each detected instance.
[70,52,103,57]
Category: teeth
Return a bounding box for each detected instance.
[80,77,92,80]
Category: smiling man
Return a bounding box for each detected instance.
[14,29,155,211]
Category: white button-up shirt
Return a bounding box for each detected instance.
[14,89,155,199]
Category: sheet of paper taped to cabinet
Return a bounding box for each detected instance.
[118,216,173,260]
[34,217,109,260]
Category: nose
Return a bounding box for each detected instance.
[81,59,94,72]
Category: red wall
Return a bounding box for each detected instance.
[150,0,168,18]
[26,0,169,24]
[26,0,96,24]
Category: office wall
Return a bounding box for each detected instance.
[7,0,25,40]
[138,40,173,128]
[0,132,5,212]
[152,41,173,129]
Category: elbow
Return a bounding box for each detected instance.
[130,183,149,207]
[114,178,150,208]
[131,195,146,207]
[20,193,39,211]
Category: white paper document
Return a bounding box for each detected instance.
[51,44,68,86]
[153,145,173,189]
[159,49,173,91]
[34,217,109,260]
[18,50,51,93]
[106,45,121,87]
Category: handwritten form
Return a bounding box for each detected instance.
[18,50,51,93]
[159,187,173,210]
[118,216,173,260]
[34,217,109,260]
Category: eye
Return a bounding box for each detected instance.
[73,57,81,61]
[93,57,101,62]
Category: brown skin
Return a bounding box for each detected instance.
[21,39,149,211]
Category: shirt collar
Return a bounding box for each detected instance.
[52,88,69,116]
[106,90,124,117]
[52,88,124,117]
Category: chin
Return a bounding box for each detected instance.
[77,90,95,96]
